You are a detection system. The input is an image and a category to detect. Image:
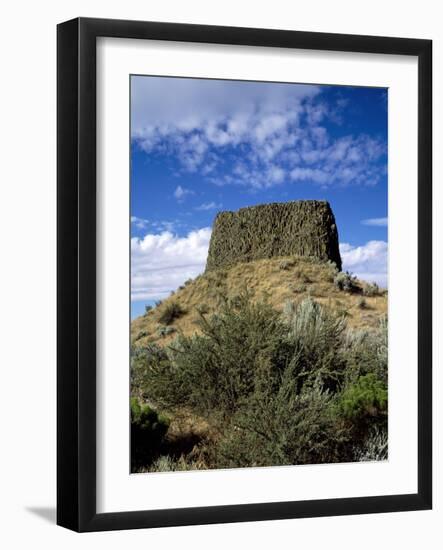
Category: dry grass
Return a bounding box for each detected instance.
[131,256,387,347]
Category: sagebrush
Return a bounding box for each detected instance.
[131,293,388,471]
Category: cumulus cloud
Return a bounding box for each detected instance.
[340,240,388,288]
[131,76,385,190]
[361,217,388,227]
[131,228,211,301]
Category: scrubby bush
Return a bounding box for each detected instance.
[283,297,347,392]
[323,259,339,283]
[334,271,358,292]
[144,305,153,314]
[131,344,171,400]
[130,397,169,470]
[363,282,381,297]
[343,316,387,384]
[217,381,349,468]
[357,297,368,309]
[326,259,339,273]
[149,455,205,472]
[149,455,188,472]
[336,373,387,438]
[132,293,388,469]
[158,302,185,325]
[354,426,388,461]
[165,293,287,417]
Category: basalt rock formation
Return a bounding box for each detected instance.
[205,200,342,272]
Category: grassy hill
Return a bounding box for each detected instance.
[131,256,387,348]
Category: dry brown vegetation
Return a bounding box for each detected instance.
[131,256,387,348]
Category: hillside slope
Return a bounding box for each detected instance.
[131,256,387,347]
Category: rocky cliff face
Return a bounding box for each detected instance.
[205,200,342,272]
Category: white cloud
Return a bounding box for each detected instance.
[361,217,388,227]
[195,201,222,211]
[131,228,212,301]
[290,167,328,185]
[151,220,177,232]
[131,215,149,229]
[131,77,319,139]
[290,135,385,188]
[132,76,386,190]
[340,240,388,288]
[174,185,194,201]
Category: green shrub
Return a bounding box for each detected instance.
[131,293,388,468]
[337,373,387,424]
[170,293,287,417]
[217,381,350,468]
[130,397,169,470]
[334,271,358,292]
[130,344,171,400]
[144,305,153,314]
[158,302,185,325]
[141,296,350,414]
[283,297,347,392]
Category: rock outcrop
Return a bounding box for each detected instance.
[205,200,342,272]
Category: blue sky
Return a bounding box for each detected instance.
[130,76,388,319]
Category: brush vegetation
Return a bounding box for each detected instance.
[131,291,388,472]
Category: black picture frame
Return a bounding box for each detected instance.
[57,17,432,532]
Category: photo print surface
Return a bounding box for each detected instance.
[130,75,388,473]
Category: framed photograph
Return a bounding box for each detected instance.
[57,17,432,532]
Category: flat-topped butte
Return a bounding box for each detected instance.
[205,200,342,272]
